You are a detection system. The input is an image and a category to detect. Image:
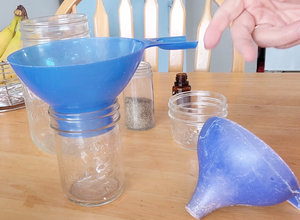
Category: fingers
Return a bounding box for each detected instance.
[204,0,244,49]
[276,39,300,49]
[253,20,300,48]
[230,10,257,62]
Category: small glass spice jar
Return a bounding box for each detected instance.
[48,99,125,207]
[20,14,90,155]
[122,61,155,131]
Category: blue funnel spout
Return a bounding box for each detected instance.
[288,190,300,210]
[186,180,234,219]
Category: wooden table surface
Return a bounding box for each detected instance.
[1,72,300,220]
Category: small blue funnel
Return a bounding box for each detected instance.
[186,117,300,219]
[7,36,197,114]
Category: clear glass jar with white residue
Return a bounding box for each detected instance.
[122,61,155,131]
[20,14,90,155]
[49,99,125,206]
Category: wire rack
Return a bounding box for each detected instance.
[0,61,25,112]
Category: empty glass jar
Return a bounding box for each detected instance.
[168,91,228,150]
[122,61,155,130]
[49,99,125,206]
[20,14,90,155]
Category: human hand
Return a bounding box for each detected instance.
[204,0,300,62]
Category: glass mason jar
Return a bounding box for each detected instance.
[20,14,90,155]
[122,61,155,130]
[168,91,228,150]
[48,99,125,207]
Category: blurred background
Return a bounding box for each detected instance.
[10,1,300,73]
[0,0,60,31]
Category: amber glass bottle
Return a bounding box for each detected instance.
[172,72,191,95]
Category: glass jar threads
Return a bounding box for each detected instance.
[48,99,125,207]
[122,61,155,130]
[19,14,90,155]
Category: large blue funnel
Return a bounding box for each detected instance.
[7,36,197,114]
[186,117,300,219]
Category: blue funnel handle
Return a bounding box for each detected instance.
[288,190,300,210]
[141,36,198,50]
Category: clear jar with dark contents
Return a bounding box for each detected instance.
[123,61,155,131]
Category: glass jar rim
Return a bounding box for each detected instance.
[168,110,228,124]
[168,90,228,121]
[20,13,88,27]
[48,99,120,135]
[133,61,152,78]
[20,30,91,41]
[168,90,227,111]
[169,102,228,117]
[49,99,119,120]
